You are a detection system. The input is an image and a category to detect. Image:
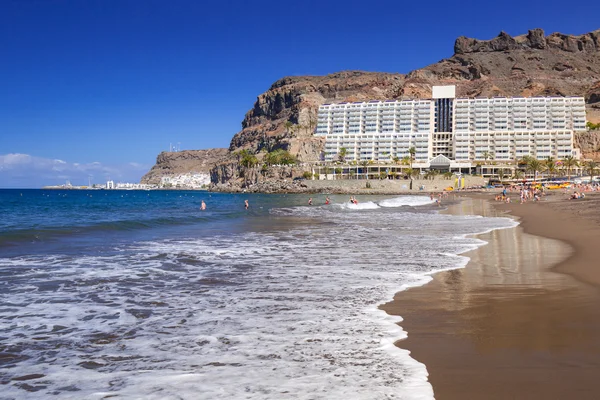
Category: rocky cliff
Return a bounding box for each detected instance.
[228,71,406,158]
[143,28,600,190]
[421,28,600,110]
[140,149,229,185]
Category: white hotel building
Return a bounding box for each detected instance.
[315,86,586,167]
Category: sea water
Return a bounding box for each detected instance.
[0,189,515,399]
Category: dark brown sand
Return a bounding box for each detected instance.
[381,193,600,400]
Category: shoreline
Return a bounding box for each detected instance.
[381,193,600,399]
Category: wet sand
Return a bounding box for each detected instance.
[381,193,600,399]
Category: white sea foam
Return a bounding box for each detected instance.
[0,203,515,399]
[378,195,435,208]
[336,200,380,210]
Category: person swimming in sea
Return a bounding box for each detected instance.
[244,199,249,209]
[200,200,206,210]
[325,197,330,205]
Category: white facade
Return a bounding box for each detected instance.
[315,88,586,163]
[452,96,586,161]
[316,100,434,162]
[432,85,456,99]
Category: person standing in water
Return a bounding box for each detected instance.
[308,198,313,206]
[325,197,330,205]
[244,199,249,210]
[200,200,206,210]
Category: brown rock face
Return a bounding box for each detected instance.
[455,28,600,54]
[417,28,600,126]
[229,71,405,160]
[140,149,229,184]
[587,81,600,107]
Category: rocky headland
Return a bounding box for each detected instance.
[142,28,600,192]
[140,148,228,185]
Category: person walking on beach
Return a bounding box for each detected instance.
[200,200,206,210]
[244,199,249,210]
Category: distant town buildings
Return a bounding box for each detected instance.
[315,85,586,167]
[43,173,210,190]
[159,173,210,188]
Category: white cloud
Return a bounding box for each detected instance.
[1,153,32,165]
[0,153,150,188]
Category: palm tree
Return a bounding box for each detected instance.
[334,167,343,180]
[526,159,545,181]
[512,169,524,180]
[425,170,439,180]
[408,147,416,169]
[585,161,599,182]
[562,156,578,180]
[544,157,556,179]
[392,156,400,165]
[338,147,347,163]
[546,163,557,179]
[443,171,454,180]
[518,155,533,168]
[239,149,258,168]
[408,168,420,179]
[497,168,507,183]
[482,151,494,164]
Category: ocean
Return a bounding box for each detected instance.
[0,189,515,399]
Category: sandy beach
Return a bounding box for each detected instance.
[381,192,600,399]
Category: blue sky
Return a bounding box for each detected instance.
[1,0,598,187]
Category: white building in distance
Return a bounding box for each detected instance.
[315,86,586,165]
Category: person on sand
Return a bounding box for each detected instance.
[200,200,206,210]
[244,199,249,209]
[308,198,313,206]
[325,197,330,205]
